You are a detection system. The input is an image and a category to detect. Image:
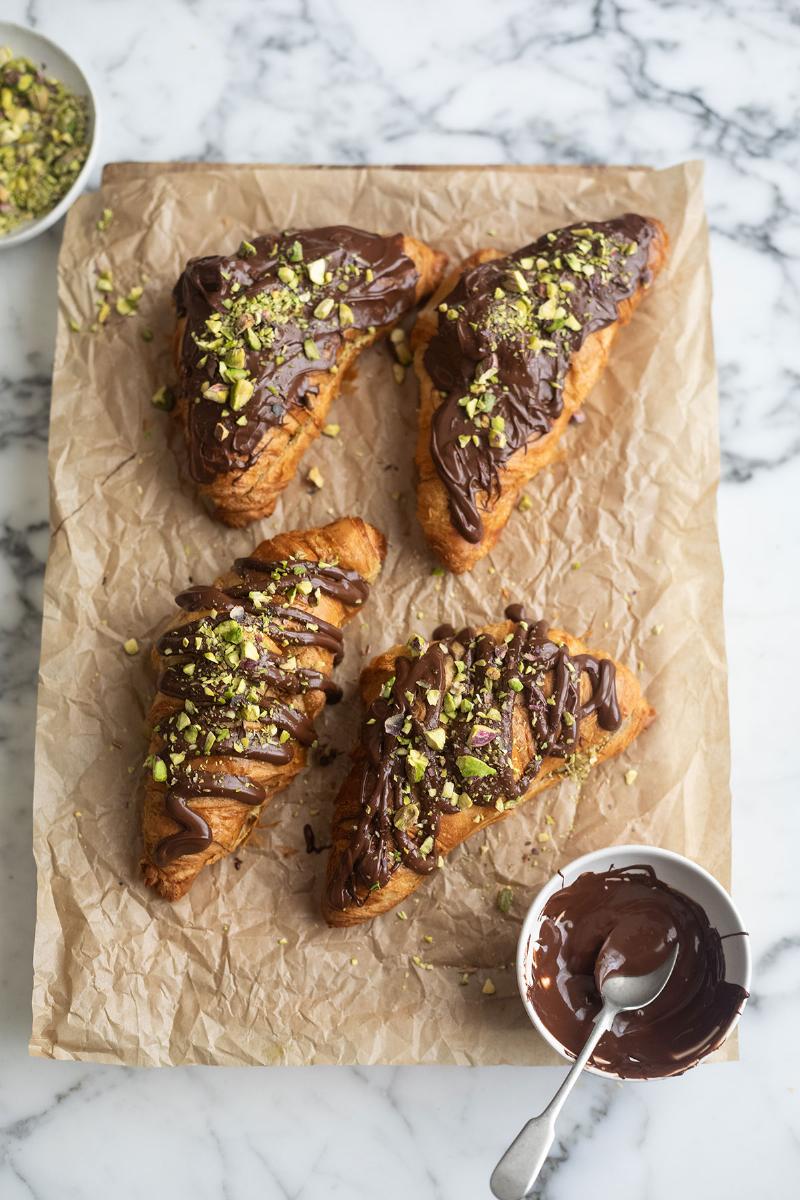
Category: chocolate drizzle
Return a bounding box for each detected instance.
[174,226,420,483]
[327,606,622,910]
[424,214,658,542]
[530,865,749,1078]
[149,556,369,867]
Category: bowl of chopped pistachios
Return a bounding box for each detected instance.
[0,22,98,248]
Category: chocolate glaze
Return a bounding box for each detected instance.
[303,824,331,855]
[149,555,368,866]
[530,865,748,1078]
[327,609,621,910]
[424,215,658,542]
[174,226,420,482]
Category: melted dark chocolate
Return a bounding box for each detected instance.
[303,824,331,855]
[148,556,368,866]
[326,609,621,911]
[174,226,420,482]
[424,215,658,542]
[530,865,748,1078]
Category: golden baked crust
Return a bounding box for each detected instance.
[141,516,386,901]
[323,620,654,926]
[413,219,669,573]
[174,234,446,527]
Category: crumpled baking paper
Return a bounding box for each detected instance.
[29,160,733,1066]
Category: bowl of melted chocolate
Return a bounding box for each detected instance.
[518,846,750,1079]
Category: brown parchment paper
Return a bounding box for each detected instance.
[30,161,732,1067]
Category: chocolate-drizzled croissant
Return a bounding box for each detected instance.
[323,609,654,925]
[141,517,386,901]
[173,226,447,526]
[413,215,668,573]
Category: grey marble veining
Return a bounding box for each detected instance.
[0,1,798,1197]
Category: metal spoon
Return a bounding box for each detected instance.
[490,943,679,1200]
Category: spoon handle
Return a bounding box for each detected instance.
[489,1006,617,1200]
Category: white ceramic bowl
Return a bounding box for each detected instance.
[0,21,99,249]
[517,844,751,1078]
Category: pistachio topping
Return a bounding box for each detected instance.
[326,608,622,910]
[0,46,91,236]
[425,215,658,543]
[147,553,370,867]
[172,226,420,484]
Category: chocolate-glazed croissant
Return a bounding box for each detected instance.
[173,226,447,526]
[141,517,386,901]
[413,215,668,573]
[323,608,654,925]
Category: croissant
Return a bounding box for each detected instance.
[141,516,386,901]
[413,214,668,573]
[173,226,447,526]
[323,607,654,925]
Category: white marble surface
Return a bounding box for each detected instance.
[1,1,798,1196]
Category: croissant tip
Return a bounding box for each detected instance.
[141,857,192,902]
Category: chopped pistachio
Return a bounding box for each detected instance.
[394,803,420,831]
[517,494,533,513]
[152,758,167,783]
[423,727,446,751]
[497,886,513,914]
[392,363,406,385]
[481,978,496,996]
[239,239,257,257]
[123,638,139,656]
[624,768,638,786]
[651,623,664,636]
[313,296,335,320]
[231,378,254,410]
[151,385,175,412]
[0,49,91,236]
[303,338,320,360]
[307,466,324,490]
[322,423,340,438]
[406,747,429,783]
[307,257,327,285]
[457,754,496,779]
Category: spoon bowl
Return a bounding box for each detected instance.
[600,943,679,1012]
